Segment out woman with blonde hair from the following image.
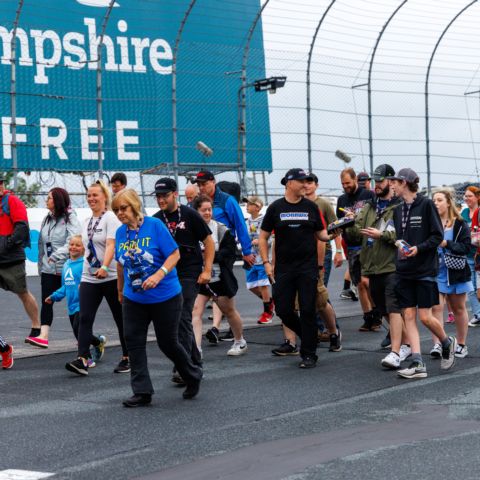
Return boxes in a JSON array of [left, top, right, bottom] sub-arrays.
[[65, 180, 128, 376], [113, 189, 202, 406], [431, 190, 472, 358]]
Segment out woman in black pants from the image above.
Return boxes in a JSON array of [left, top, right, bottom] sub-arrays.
[[113, 189, 202, 407], [65, 180, 129, 376]]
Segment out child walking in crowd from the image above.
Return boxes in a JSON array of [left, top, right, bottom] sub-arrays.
[[46, 235, 107, 367], [0, 335, 13, 369]]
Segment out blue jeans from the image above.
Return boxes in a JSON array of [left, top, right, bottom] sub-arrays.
[[467, 257, 480, 318]]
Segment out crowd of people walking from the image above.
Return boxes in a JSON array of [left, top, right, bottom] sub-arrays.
[[0, 166, 477, 404]]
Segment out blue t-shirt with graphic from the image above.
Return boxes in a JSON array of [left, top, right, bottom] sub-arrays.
[[50, 256, 83, 315], [115, 216, 181, 304]]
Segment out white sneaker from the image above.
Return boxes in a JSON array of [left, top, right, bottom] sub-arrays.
[[399, 344, 411, 362], [398, 361, 427, 379], [440, 336, 457, 370], [430, 343, 442, 358], [381, 351, 400, 369], [227, 339, 248, 356], [468, 316, 480, 327], [455, 344, 468, 358]]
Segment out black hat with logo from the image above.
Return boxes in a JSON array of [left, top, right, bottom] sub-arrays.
[[280, 168, 313, 186], [192, 170, 215, 183], [372, 164, 395, 182], [154, 177, 177, 194]]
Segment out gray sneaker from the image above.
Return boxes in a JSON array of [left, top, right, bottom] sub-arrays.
[[440, 336, 457, 370], [397, 361, 427, 379]]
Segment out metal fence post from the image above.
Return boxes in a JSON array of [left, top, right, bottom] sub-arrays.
[[10, 0, 25, 191], [239, 0, 271, 195], [425, 0, 477, 196], [306, 0, 336, 174], [172, 0, 197, 187], [96, 0, 116, 180]]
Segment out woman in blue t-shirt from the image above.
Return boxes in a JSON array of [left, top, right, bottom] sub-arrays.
[[112, 189, 203, 407]]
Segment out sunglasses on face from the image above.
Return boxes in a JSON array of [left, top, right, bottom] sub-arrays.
[[113, 204, 130, 214]]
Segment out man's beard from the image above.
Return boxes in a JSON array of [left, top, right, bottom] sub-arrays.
[[376, 185, 390, 198]]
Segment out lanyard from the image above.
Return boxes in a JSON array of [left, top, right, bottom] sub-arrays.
[[162, 206, 182, 238], [401, 202, 412, 236], [126, 220, 143, 253], [87, 212, 105, 242]]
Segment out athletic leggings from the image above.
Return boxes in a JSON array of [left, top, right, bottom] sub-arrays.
[[69, 312, 100, 346], [41, 273, 62, 326], [77, 280, 127, 359]]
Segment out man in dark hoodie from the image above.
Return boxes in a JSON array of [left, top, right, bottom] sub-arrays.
[[391, 168, 456, 379]]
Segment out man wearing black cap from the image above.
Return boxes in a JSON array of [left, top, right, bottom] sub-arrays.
[[153, 177, 215, 379], [391, 168, 456, 379], [193, 170, 253, 267], [258, 168, 339, 368], [357, 172, 372, 191]]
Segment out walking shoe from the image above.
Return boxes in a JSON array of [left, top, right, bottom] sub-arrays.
[[340, 289, 357, 301], [268, 300, 275, 315], [205, 327, 220, 345], [359, 312, 377, 332], [381, 351, 400, 369], [455, 344, 468, 358], [26, 336, 48, 348], [257, 311, 273, 325], [329, 330, 342, 352], [65, 358, 88, 376], [299, 356, 317, 369], [381, 332, 391, 349], [272, 339, 299, 356], [219, 328, 234, 342], [24, 328, 40, 343], [399, 344, 412, 362], [227, 339, 248, 356], [87, 358, 96, 368], [397, 361, 427, 379], [114, 358, 131, 373], [91, 335, 107, 363], [1, 345, 13, 369], [440, 336, 457, 370], [446, 312, 455, 323], [430, 343, 442, 359], [171, 369, 186, 386], [350, 285, 359, 301], [317, 330, 330, 343], [123, 394, 152, 408], [468, 315, 480, 327], [183, 379, 201, 399]]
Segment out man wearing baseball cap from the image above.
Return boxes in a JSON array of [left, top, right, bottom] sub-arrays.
[[391, 168, 457, 379], [153, 177, 215, 382], [357, 172, 372, 191], [258, 168, 339, 369]]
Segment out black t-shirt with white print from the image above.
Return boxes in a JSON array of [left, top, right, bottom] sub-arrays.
[[261, 197, 324, 271], [154, 205, 211, 279]]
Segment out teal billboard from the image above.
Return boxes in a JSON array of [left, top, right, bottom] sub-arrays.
[[0, 0, 272, 171]]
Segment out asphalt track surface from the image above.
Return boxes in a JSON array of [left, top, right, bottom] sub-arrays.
[[2, 266, 480, 480]]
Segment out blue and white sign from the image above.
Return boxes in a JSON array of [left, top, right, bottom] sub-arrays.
[[0, 0, 271, 172]]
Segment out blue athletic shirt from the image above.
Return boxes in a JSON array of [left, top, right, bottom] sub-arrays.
[[115, 216, 181, 304], [50, 256, 83, 315]]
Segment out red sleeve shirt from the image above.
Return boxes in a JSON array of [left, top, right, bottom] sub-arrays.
[[0, 191, 28, 236]]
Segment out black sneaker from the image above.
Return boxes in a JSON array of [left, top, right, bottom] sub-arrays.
[[65, 358, 88, 376], [381, 331, 391, 349], [271, 340, 299, 356], [219, 328, 234, 342], [299, 356, 317, 369], [183, 378, 201, 399], [329, 331, 342, 352], [114, 358, 131, 373], [171, 369, 186, 386], [122, 394, 152, 408], [205, 327, 220, 345]]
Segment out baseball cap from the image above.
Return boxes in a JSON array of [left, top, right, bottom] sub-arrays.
[[372, 164, 395, 182], [192, 170, 215, 183], [357, 171, 371, 182], [154, 177, 177, 194], [242, 195, 263, 208], [280, 168, 313, 186], [309, 173, 319, 184], [390, 168, 419, 183]]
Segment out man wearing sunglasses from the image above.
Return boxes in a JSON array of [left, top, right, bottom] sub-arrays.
[[153, 178, 214, 383]]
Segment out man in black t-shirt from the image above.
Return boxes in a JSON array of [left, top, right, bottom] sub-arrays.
[[259, 168, 338, 369], [153, 178, 214, 377]]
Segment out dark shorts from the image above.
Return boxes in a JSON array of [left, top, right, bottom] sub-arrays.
[[347, 248, 362, 286], [394, 277, 439, 309], [0, 262, 28, 294], [199, 281, 233, 299], [369, 272, 401, 316]]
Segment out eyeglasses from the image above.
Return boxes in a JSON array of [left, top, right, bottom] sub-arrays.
[[113, 204, 130, 214]]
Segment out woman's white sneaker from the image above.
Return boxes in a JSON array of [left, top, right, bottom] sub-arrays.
[[227, 339, 248, 356], [455, 344, 468, 358], [381, 352, 400, 369]]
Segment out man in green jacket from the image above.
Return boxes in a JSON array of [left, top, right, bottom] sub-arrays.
[[347, 164, 411, 369]]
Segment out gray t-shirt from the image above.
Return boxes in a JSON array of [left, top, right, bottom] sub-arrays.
[[81, 210, 121, 283]]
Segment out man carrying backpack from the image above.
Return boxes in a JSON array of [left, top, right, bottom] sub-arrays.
[[0, 174, 41, 344]]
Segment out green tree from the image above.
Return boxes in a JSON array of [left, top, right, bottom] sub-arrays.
[[1, 171, 41, 207]]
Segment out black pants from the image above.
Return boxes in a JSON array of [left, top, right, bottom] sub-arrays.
[[123, 294, 203, 395], [77, 280, 127, 358], [273, 269, 319, 359], [41, 273, 62, 326], [179, 277, 202, 366]]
